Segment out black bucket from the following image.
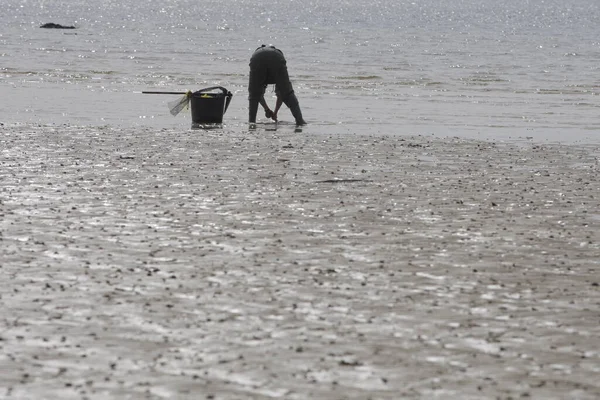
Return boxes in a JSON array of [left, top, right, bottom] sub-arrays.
[[190, 86, 233, 124]]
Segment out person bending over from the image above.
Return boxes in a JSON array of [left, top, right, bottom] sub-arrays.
[[248, 45, 306, 125]]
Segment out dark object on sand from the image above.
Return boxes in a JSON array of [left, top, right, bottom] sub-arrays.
[[40, 23, 76, 29], [190, 87, 233, 124], [142, 86, 233, 124]]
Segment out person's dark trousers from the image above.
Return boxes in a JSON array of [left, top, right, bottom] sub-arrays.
[[283, 92, 306, 125]]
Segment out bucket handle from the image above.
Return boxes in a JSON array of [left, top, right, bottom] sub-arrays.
[[195, 86, 233, 115]]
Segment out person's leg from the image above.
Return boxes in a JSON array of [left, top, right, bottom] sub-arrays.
[[248, 99, 259, 123], [274, 66, 306, 125], [248, 55, 266, 123], [248, 72, 265, 123], [283, 92, 306, 125]]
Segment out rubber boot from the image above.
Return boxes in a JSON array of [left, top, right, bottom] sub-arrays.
[[284, 93, 306, 125]]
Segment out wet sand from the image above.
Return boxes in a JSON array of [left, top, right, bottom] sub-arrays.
[[1, 124, 599, 399]]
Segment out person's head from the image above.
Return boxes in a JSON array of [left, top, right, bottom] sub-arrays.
[[255, 44, 283, 55], [256, 44, 274, 51]]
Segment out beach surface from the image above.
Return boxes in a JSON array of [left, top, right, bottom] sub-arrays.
[[1, 124, 599, 399]]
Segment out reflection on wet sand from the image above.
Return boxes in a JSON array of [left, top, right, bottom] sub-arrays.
[[1, 124, 599, 399]]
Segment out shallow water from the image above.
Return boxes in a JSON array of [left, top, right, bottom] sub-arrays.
[[1, 0, 600, 142]]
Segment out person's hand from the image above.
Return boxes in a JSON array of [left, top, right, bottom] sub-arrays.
[[265, 109, 273, 119]]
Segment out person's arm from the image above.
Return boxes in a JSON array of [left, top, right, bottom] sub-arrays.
[[272, 95, 283, 121], [259, 96, 272, 116]]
